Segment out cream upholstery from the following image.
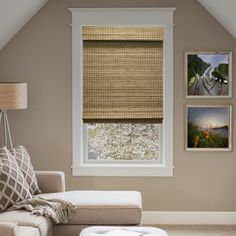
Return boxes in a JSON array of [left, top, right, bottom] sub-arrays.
[[0, 222, 18, 236], [19, 226, 40, 236], [0, 171, 142, 236], [0, 222, 40, 236], [0, 210, 53, 236], [35, 171, 65, 193], [53, 224, 88, 236], [38, 191, 142, 225]]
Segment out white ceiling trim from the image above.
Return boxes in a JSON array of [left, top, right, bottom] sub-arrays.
[[198, 0, 236, 39], [0, 0, 48, 50]]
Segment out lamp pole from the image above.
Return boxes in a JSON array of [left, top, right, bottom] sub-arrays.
[[0, 109, 13, 148]]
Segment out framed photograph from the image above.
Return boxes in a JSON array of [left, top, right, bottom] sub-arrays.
[[185, 52, 232, 98], [186, 105, 232, 151]]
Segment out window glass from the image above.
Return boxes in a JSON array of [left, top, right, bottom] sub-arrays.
[[87, 123, 161, 161]]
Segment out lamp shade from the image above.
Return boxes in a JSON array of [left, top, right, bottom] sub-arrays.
[[0, 83, 27, 109]]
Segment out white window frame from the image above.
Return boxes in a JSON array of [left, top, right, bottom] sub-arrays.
[[69, 8, 176, 176]]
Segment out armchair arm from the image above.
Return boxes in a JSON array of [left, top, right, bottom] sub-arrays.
[[0, 222, 18, 236], [35, 171, 65, 193]]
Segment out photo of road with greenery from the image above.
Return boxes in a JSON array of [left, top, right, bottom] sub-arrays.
[[187, 53, 230, 96], [187, 106, 230, 149]]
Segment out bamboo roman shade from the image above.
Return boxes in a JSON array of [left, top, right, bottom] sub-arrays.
[[82, 26, 164, 122]]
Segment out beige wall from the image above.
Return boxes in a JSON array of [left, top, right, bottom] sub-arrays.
[[0, 0, 236, 211]]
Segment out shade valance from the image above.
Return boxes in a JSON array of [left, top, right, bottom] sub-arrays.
[[82, 26, 164, 41]]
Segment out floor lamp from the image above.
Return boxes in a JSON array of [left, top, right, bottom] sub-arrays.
[[0, 83, 27, 149]]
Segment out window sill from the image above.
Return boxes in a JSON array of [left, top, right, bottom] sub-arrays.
[[71, 163, 174, 176]]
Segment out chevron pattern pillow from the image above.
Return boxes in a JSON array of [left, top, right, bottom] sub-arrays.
[[0, 147, 32, 212], [10, 146, 41, 195]]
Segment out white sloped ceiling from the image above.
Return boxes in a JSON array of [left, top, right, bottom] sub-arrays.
[[199, 0, 236, 39], [0, 0, 48, 50]]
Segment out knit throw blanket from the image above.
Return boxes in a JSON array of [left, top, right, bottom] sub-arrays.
[[9, 197, 76, 224]]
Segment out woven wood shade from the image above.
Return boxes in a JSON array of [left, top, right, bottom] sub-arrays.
[[82, 26, 164, 122]]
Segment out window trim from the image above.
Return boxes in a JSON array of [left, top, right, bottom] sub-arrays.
[[70, 8, 176, 176]]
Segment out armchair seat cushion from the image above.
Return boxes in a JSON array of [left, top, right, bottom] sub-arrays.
[[38, 191, 142, 225]]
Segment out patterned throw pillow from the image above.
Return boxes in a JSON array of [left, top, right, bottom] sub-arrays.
[[0, 147, 32, 212], [10, 146, 41, 195]]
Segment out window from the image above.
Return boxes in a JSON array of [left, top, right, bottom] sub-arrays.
[[70, 8, 175, 176]]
